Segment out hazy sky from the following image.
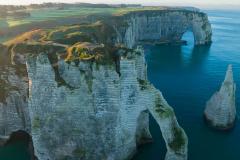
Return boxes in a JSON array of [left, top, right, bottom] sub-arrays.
[[0, 0, 239, 8]]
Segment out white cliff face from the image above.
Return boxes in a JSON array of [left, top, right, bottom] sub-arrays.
[[204, 65, 236, 130], [0, 66, 30, 138], [114, 10, 212, 48], [0, 45, 30, 140], [26, 47, 187, 160]]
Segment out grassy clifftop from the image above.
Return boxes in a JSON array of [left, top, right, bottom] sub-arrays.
[[0, 5, 199, 28], [4, 20, 122, 66], [41, 21, 116, 45], [0, 5, 204, 45], [2, 5, 205, 65]]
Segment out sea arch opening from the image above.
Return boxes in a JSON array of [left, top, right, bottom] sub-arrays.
[[132, 111, 167, 160], [181, 30, 211, 68], [181, 30, 195, 47]]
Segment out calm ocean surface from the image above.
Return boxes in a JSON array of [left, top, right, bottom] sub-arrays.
[[133, 9, 240, 160], [0, 9, 240, 160]]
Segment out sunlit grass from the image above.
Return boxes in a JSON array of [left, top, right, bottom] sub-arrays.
[[7, 19, 29, 27], [5, 7, 118, 27], [113, 6, 166, 16]]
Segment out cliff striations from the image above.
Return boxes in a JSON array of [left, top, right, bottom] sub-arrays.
[[26, 48, 187, 160], [113, 10, 212, 48], [0, 7, 212, 160], [204, 65, 236, 130]]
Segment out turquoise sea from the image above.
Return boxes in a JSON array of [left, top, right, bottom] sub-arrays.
[[0, 9, 240, 160], [133, 9, 240, 160]]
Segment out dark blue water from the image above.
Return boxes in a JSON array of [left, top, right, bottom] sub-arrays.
[[134, 9, 240, 160], [0, 142, 30, 160]]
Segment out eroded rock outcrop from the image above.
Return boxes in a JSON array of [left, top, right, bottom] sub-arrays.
[[204, 65, 236, 130], [26, 47, 187, 160]]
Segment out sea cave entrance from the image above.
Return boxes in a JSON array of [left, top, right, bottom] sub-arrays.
[[0, 130, 35, 160]]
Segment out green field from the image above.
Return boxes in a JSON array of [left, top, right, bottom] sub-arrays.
[[0, 6, 168, 43], [6, 7, 116, 27], [1, 6, 166, 28], [0, 7, 119, 42]]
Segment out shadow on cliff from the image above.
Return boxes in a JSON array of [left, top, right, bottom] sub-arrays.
[[0, 44, 10, 66]]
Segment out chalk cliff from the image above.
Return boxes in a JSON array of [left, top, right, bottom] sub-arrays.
[[113, 10, 212, 48], [26, 47, 187, 160], [0, 8, 213, 160], [204, 65, 236, 130], [0, 45, 30, 137]]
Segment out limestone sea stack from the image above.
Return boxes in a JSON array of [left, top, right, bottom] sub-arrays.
[[204, 65, 236, 130]]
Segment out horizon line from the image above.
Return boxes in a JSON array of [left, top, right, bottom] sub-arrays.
[[0, 2, 239, 10]]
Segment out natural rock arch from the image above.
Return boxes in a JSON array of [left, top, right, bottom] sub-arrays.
[[135, 110, 152, 146], [114, 10, 212, 48]]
